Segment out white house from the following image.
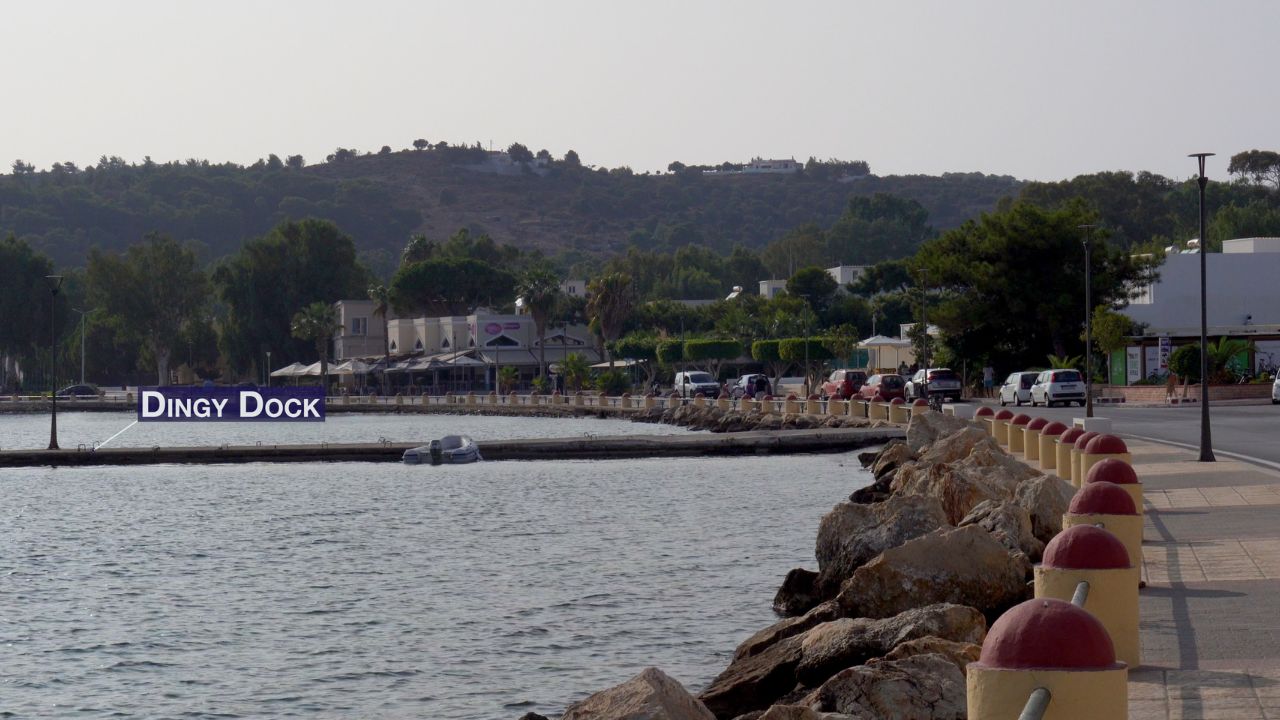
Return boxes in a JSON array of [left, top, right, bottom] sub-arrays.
[[827, 265, 868, 287], [759, 280, 788, 299], [333, 300, 395, 360], [744, 157, 802, 174]]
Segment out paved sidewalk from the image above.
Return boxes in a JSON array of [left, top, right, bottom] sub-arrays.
[[1125, 440, 1280, 720]]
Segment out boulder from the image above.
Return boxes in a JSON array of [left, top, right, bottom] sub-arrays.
[[821, 415, 845, 428], [891, 439, 1040, 524], [735, 602, 840, 660], [847, 476, 891, 505], [881, 636, 982, 671], [708, 604, 982, 718], [773, 568, 821, 616], [755, 706, 858, 720], [958, 499, 1044, 561], [563, 667, 716, 720], [754, 414, 784, 431], [857, 450, 880, 468], [835, 525, 1031, 621], [916, 427, 992, 466], [813, 495, 950, 601], [870, 441, 914, 480], [904, 412, 972, 453], [800, 654, 967, 720], [1014, 474, 1077, 544], [517, 714, 551, 720], [793, 604, 986, 686], [715, 412, 752, 433]]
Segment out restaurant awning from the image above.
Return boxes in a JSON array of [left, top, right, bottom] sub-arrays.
[[269, 362, 307, 377]]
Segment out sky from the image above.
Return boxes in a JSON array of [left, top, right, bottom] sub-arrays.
[[2, 0, 1276, 182]]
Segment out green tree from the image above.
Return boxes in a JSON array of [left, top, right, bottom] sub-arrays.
[[786, 266, 839, 316], [516, 268, 563, 380], [586, 272, 635, 365], [390, 257, 516, 316], [561, 351, 589, 391], [779, 338, 833, 395], [821, 324, 861, 367], [507, 143, 534, 164], [825, 193, 934, 264], [0, 235, 55, 388], [656, 339, 684, 369], [761, 224, 827, 278], [563, 149, 581, 167], [1227, 150, 1280, 188], [214, 219, 370, 376], [1168, 344, 1199, 384], [401, 233, 437, 266], [87, 234, 209, 385], [682, 338, 742, 379], [751, 339, 790, 388], [1087, 306, 1135, 383], [1046, 354, 1083, 370], [291, 302, 340, 386], [610, 333, 660, 387], [368, 284, 391, 384], [497, 365, 519, 394], [413, 138, 429, 151]]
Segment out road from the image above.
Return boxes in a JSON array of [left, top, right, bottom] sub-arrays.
[[982, 400, 1280, 468]]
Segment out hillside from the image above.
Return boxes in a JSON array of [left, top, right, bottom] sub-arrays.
[[0, 148, 1023, 275]]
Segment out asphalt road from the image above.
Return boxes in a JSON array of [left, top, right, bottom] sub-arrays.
[[981, 400, 1280, 468]]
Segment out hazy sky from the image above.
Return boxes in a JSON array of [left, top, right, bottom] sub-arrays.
[[3, 1, 1275, 182]]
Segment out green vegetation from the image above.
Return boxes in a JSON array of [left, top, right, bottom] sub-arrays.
[[290, 301, 341, 383]]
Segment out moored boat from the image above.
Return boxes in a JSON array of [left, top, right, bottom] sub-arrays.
[[402, 435, 481, 465]]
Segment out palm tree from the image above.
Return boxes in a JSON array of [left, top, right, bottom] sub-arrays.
[[562, 352, 590, 392], [1046, 354, 1084, 370], [291, 302, 341, 391], [516, 269, 562, 382], [368, 284, 391, 389], [497, 365, 519, 394], [1206, 337, 1252, 381], [586, 273, 634, 367]]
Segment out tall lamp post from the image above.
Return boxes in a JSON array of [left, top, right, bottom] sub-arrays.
[[46, 275, 63, 450], [1190, 152, 1215, 462], [1079, 224, 1096, 418]]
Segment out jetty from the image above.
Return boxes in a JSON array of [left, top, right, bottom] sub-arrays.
[[0, 427, 903, 468]]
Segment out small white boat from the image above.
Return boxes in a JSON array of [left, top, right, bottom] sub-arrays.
[[402, 435, 481, 465]]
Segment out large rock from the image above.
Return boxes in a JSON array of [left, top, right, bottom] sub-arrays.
[[706, 604, 982, 719], [891, 439, 1041, 524], [563, 667, 716, 720], [735, 602, 840, 660], [870, 441, 914, 479], [755, 706, 858, 720], [916, 427, 993, 466], [1014, 474, 1077, 544], [904, 412, 972, 453], [881, 636, 982, 671], [800, 654, 967, 720], [813, 495, 950, 601], [835, 525, 1031, 620], [958, 499, 1044, 561], [773, 568, 821, 616], [793, 604, 986, 686]]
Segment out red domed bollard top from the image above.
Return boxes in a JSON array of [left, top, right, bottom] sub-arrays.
[[1085, 434, 1128, 455], [1010, 413, 1032, 426], [809, 393, 821, 401], [1073, 431, 1100, 451], [1026, 417, 1049, 431], [1069, 481, 1137, 516], [976, 597, 1120, 670], [890, 397, 904, 405], [1042, 421, 1068, 437], [1086, 457, 1139, 486], [994, 409, 1014, 420], [975, 406, 995, 417], [872, 393, 886, 402], [1059, 426, 1085, 445], [1042, 524, 1131, 569], [786, 393, 798, 401], [913, 398, 929, 407]]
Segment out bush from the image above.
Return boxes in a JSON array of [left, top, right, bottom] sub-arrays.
[[683, 338, 742, 363], [595, 369, 630, 396], [656, 340, 684, 365]]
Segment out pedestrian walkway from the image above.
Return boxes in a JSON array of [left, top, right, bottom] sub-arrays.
[[1126, 439, 1280, 719]]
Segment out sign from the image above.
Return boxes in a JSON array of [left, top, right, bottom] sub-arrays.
[[503, 321, 521, 330], [137, 386, 325, 422], [1126, 347, 1142, 385], [1109, 349, 1126, 386], [1144, 346, 1161, 379], [484, 322, 502, 334], [1158, 336, 1172, 370]]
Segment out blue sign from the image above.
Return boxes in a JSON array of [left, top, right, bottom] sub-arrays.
[[137, 386, 325, 422]]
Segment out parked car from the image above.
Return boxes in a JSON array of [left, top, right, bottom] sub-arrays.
[[1030, 369, 1087, 407], [674, 371, 721, 398], [731, 373, 772, 399], [821, 369, 867, 399], [905, 368, 963, 402], [56, 383, 100, 398], [857, 373, 906, 401], [999, 371, 1041, 407]]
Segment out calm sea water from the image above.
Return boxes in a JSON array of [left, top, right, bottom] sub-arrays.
[[0, 414, 873, 719]]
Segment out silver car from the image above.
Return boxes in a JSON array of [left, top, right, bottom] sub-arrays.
[[999, 372, 1039, 407]]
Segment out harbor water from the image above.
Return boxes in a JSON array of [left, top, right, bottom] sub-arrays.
[[0, 413, 873, 719]]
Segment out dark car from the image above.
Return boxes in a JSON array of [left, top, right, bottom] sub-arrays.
[[56, 383, 100, 398], [821, 369, 867, 399], [856, 373, 906, 401]]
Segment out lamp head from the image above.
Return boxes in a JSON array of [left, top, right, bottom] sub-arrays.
[[45, 274, 64, 293]]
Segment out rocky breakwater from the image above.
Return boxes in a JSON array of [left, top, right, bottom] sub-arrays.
[[631, 398, 892, 434], [530, 411, 1076, 720]]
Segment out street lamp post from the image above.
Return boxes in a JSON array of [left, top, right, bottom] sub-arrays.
[[1190, 152, 1215, 462], [46, 275, 63, 450], [1079, 224, 1096, 418], [266, 351, 272, 388]]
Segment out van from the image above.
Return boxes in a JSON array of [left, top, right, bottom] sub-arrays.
[[674, 371, 721, 398]]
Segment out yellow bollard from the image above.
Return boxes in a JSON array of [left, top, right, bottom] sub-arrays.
[[974, 406, 996, 436], [829, 398, 845, 416], [1056, 427, 1084, 480], [992, 409, 1014, 445], [717, 394, 730, 411], [850, 399, 868, 418], [868, 394, 888, 421], [1084, 458, 1143, 515], [1033, 524, 1140, 668], [967, 598, 1127, 720], [466, 392, 476, 406], [1023, 417, 1049, 461], [1007, 414, 1031, 454], [1070, 431, 1100, 487], [1038, 421, 1067, 471], [910, 398, 930, 419], [1080, 435, 1132, 481], [1062, 481, 1142, 588], [805, 394, 822, 415], [888, 397, 910, 424]]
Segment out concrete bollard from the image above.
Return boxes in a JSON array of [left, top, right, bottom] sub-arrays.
[[666, 392, 681, 410], [1070, 431, 1100, 487], [784, 393, 799, 414], [1056, 427, 1084, 480], [574, 392, 585, 407], [395, 393, 404, 406], [466, 392, 476, 406], [974, 406, 996, 435], [1007, 413, 1032, 454], [693, 392, 706, 409], [1038, 421, 1068, 471], [508, 391, 519, 405], [1034, 524, 1141, 668], [828, 397, 845, 415], [1085, 458, 1142, 516], [868, 394, 889, 421], [1063, 481, 1143, 589], [551, 390, 562, 405], [761, 395, 775, 414], [910, 398, 930, 418], [888, 397, 909, 424], [805, 394, 822, 415], [1022, 417, 1049, 462], [967, 597, 1127, 719], [644, 392, 655, 409], [992, 409, 1015, 445], [1080, 435, 1132, 481], [850, 399, 868, 418], [717, 394, 730, 411]]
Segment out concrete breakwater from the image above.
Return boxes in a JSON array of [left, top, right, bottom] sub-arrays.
[[536, 410, 1080, 720], [0, 427, 903, 468]]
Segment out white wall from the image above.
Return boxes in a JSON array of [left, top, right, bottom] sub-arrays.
[[1123, 252, 1280, 332]]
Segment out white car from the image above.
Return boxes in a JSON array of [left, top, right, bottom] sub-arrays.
[[1030, 369, 1087, 407], [999, 371, 1040, 407]]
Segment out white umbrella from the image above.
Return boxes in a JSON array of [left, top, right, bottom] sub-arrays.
[[270, 362, 306, 378]]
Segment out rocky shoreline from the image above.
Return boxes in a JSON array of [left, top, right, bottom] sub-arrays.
[[629, 402, 894, 433], [525, 410, 1076, 720]]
